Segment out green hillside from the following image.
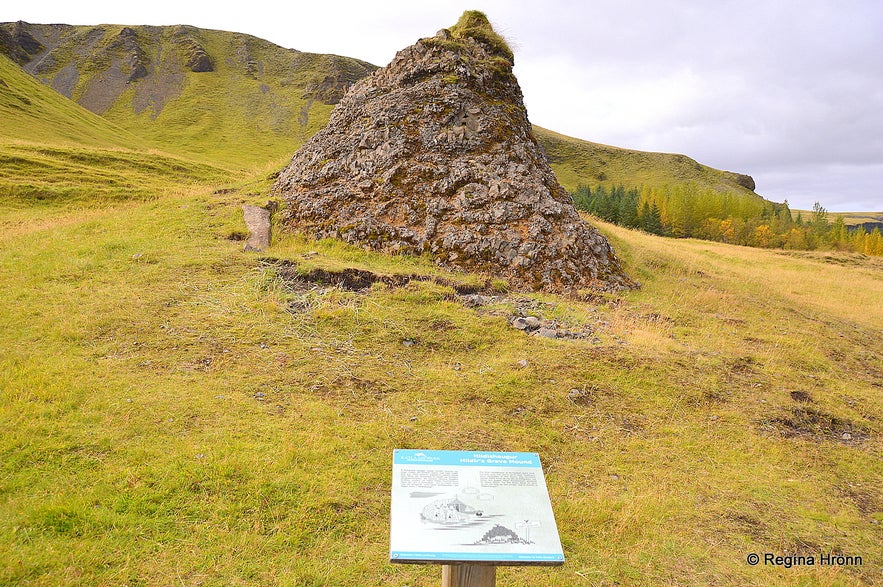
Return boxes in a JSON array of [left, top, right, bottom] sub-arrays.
[[0, 54, 232, 208], [534, 126, 758, 196], [2, 22, 376, 168], [0, 52, 143, 149]]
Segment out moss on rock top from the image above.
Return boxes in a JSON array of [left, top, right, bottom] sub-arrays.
[[448, 10, 514, 62]]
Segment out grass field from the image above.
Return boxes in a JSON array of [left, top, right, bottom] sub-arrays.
[[1, 176, 880, 585]]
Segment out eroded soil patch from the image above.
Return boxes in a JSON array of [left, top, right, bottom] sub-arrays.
[[261, 257, 489, 294], [768, 407, 870, 445], [259, 258, 603, 341]]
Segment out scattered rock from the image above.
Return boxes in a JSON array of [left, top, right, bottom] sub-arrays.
[[509, 315, 543, 332], [460, 293, 498, 307], [262, 257, 605, 341], [533, 327, 558, 339], [567, 388, 592, 404], [507, 312, 595, 341], [522, 316, 541, 329], [510, 317, 532, 330]]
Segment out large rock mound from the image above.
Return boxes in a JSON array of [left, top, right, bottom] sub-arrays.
[[272, 11, 636, 292]]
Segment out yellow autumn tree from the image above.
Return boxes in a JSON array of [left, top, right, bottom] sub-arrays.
[[753, 224, 774, 248]]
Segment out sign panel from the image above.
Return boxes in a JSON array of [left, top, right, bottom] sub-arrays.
[[389, 450, 565, 565]]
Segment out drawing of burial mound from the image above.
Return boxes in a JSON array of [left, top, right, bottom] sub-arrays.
[[421, 497, 488, 526], [272, 11, 636, 293], [472, 524, 530, 545]]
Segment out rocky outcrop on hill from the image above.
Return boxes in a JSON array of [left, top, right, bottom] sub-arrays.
[[272, 11, 635, 292], [171, 27, 214, 73], [724, 171, 756, 192], [0, 21, 44, 65], [108, 27, 150, 82]]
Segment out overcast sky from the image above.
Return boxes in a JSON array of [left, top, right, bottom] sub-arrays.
[[7, 0, 882, 211]]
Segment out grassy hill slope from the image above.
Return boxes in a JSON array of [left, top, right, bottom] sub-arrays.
[[2, 21, 377, 168], [535, 126, 758, 196], [0, 180, 880, 585], [0, 52, 144, 149], [0, 53, 233, 207]]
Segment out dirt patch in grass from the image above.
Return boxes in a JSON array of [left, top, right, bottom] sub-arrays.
[[725, 511, 768, 540], [767, 407, 870, 445], [261, 257, 491, 295], [729, 356, 761, 375], [789, 390, 813, 403]]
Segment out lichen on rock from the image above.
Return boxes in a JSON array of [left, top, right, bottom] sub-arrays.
[[272, 10, 636, 292]]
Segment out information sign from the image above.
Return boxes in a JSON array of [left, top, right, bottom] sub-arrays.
[[390, 450, 565, 565]]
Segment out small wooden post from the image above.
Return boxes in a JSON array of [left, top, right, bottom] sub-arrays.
[[442, 564, 496, 587]]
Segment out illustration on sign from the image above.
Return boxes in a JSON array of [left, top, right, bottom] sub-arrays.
[[389, 450, 565, 564]]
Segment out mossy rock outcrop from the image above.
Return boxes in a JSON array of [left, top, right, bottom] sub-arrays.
[[273, 11, 635, 292]]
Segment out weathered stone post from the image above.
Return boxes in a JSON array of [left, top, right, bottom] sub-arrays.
[[242, 204, 272, 252]]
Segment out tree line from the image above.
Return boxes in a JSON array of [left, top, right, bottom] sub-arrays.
[[571, 183, 883, 256]]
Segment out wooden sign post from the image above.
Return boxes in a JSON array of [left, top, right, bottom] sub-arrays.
[[442, 564, 496, 587], [390, 450, 564, 586]]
